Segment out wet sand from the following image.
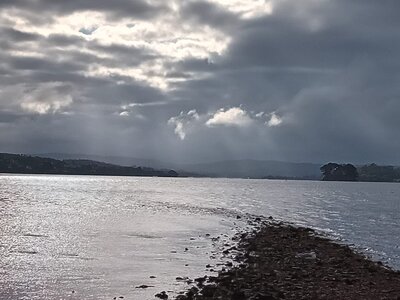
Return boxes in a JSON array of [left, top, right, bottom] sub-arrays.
[[173, 217, 400, 300]]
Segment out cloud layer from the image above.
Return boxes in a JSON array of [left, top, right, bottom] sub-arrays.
[[1, 0, 400, 164]]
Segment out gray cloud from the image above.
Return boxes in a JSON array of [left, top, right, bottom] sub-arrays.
[[0, 0, 168, 22], [9, 56, 83, 72], [180, 0, 239, 30], [1, 0, 400, 164], [0, 27, 41, 42]]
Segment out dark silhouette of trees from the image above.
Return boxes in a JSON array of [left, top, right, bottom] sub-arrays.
[[320, 163, 358, 181], [0, 153, 179, 177], [358, 163, 400, 182]]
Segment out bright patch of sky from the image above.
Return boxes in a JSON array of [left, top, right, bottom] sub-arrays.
[[211, 0, 273, 18]]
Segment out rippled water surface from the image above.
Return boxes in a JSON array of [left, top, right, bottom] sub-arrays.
[[0, 175, 399, 299]]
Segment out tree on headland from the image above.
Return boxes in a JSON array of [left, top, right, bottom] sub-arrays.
[[358, 163, 400, 182], [320, 163, 358, 181]]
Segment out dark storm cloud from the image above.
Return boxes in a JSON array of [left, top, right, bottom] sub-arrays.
[[0, 0, 168, 21], [9, 56, 83, 72], [165, 71, 192, 79], [86, 79, 167, 107], [1, 0, 400, 164], [0, 0, 18, 7], [221, 21, 399, 70], [0, 27, 41, 42], [0, 1, 169, 153], [44, 33, 157, 60], [267, 80, 400, 164], [91, 43, 159, 67], [163, 0, 400, 164], [180, 0, 238, 30], [172, 57, 217, 73], [0, 26, 161, 104], [42, 33, 159, 68], [46, 34, 85, 47], [40, 0, 167, 19], [0, 111, 26, 123]]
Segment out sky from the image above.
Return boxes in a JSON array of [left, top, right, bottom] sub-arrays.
[[0, 0, 399, 164]]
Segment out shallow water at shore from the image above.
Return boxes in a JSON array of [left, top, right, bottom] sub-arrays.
[[0, 175, 399, 299]]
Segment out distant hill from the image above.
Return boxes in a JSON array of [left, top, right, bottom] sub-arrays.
[[0, 153, 178, 177], [33, 154, 323, 179], [35, 153, 168, 169], [14, 153, 400, 181], [33, 153, 200, 177], [32, 153, 322, 179], [177, 159, 322, 179]]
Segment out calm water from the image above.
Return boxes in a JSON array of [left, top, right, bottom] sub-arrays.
[[0, 175, 399, 299]]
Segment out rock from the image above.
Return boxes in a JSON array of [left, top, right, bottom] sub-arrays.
[[188, 286, 199, 294], [249, 293, 277, 300], [231, 290, 246, 300], [195, 276, 207, 286], [176, 277, 188, 281], [155, 291, 168, 299], [201, 284, 217, 297], [175, 219, 400, 300], [295, 251, 317, 260], [136, 284, 154, 289]]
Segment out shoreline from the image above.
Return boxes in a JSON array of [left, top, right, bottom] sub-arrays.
[[171, 217, 400, 300]]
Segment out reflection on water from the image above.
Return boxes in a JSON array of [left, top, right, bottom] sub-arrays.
[[0, 175, 399, 299]]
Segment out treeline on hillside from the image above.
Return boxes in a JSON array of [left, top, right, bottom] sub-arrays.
[[321, 162, 400, 182], [0, 153, 178, 177], [358, 163, 400, 182]]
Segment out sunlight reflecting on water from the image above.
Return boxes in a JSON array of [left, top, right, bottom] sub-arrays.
[[0, 175, 399, 299]]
